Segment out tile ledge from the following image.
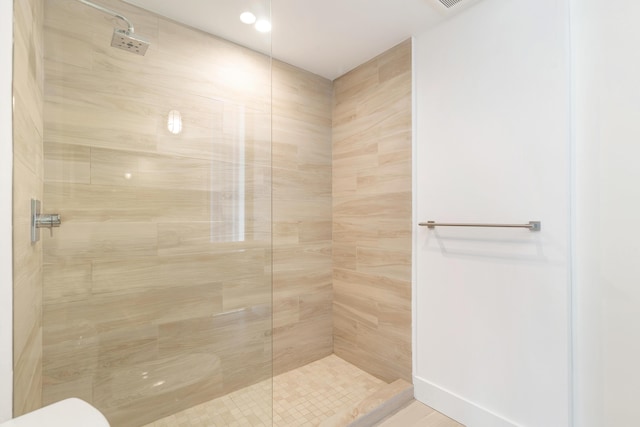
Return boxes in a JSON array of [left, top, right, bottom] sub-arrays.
[[319, 378, 414, 427]]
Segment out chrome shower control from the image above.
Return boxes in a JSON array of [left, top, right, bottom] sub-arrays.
[[36, 214, 61, 229], [31, 199, 61, 243]]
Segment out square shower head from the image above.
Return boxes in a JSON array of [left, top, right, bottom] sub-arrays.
[[111, 28, 150, 56]]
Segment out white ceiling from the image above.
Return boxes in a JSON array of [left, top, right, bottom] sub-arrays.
[[122, 0, 477, 80]]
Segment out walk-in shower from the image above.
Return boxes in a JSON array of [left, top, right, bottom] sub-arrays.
[[78, 0, 150, 55], [13, 0, 411, 425]]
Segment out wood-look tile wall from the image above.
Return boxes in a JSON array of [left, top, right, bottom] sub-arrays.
[[13, 0, 44, 416], [272, 61, 333, 375], [41, 0, 332, 425], [332, 40, 413, 383]]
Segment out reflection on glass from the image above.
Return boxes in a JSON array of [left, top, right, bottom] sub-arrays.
[[212, 103, 245, 243], [167, 109, 183, 135]]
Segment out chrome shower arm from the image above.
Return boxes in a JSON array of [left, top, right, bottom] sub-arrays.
[[78, 0, 135, 33]]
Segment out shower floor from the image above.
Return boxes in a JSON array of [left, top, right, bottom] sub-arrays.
[[142, 354, 385, 427]]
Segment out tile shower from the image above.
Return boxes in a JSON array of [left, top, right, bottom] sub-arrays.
[[13, 0, 412, 425]]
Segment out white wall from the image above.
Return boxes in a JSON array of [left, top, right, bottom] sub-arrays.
[[413, 0, 571, 425], [572, 0, 640, 425], [0, 0, 13, 421]]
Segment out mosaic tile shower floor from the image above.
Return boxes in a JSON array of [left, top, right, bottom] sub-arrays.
[[142, 355, 385, 427]]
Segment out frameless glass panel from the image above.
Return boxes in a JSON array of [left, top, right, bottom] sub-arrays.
[[40, 0, 272, 426]]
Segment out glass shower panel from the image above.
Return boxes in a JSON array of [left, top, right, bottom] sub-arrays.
[[41, 1, 272, 426]]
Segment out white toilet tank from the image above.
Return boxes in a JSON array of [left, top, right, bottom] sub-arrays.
[[0, 398, 110, 427]]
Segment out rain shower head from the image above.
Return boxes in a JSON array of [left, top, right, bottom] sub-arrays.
[[111, 29, 150, 55], [78, 0, 150, 56]]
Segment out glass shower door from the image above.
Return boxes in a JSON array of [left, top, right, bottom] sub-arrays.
[[41, 1, 273, 425]]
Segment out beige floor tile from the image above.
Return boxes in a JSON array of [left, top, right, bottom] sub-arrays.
[[142, 354, 384, 427]]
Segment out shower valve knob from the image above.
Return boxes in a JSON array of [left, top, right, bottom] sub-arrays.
[[31, 198, 62, 243], [35, 213, 62, 230], [36, 213, 61, 238]]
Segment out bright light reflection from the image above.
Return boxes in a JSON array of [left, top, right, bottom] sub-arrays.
[[167, 109, 183, 135], [255, 19, 271, 33], [240, 11, 256, 24]]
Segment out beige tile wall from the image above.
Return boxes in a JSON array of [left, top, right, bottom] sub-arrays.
[[272, 61, 333, 375], [13, 0, 44, 417], [332, 40, 413, 383], [41, 0, 332, 425]]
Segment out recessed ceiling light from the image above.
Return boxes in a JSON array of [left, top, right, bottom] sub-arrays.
[[240, 11, 256, 24], [255, 19, 271, 33]]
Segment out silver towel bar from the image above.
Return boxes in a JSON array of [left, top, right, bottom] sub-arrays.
[[419, 221, 541, 231]]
